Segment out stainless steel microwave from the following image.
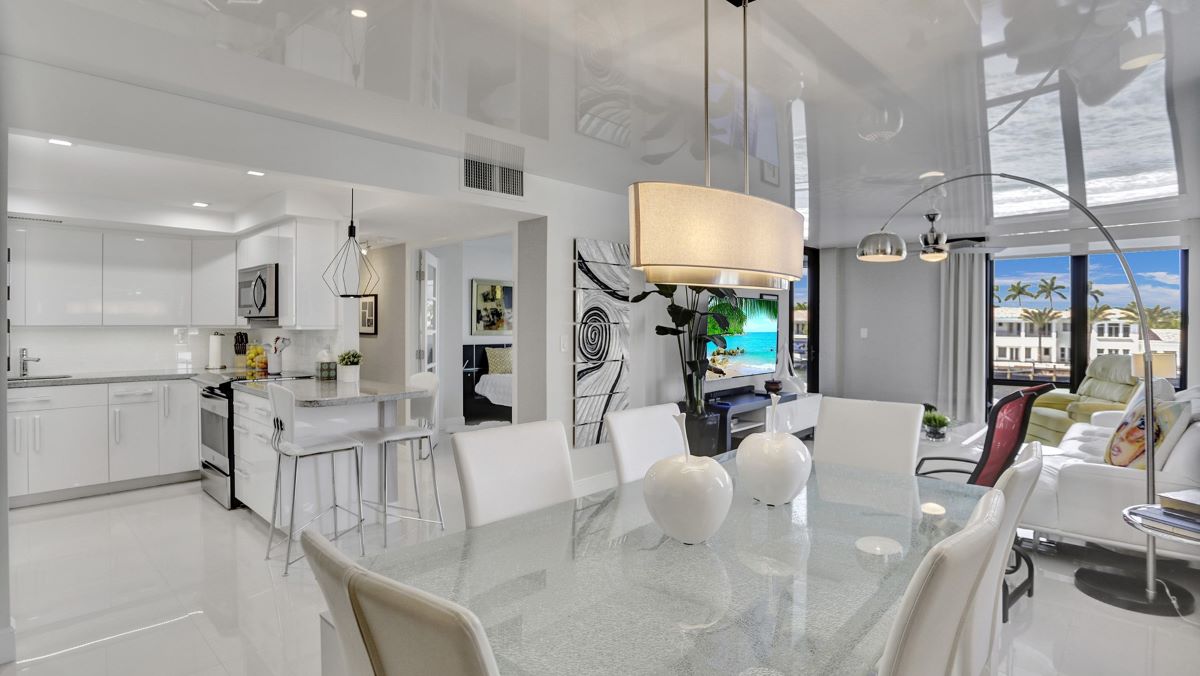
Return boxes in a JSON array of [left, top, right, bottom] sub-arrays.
[[238, 264, 278, 319]]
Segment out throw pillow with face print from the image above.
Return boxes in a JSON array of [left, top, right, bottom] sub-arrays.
[[1104, 401, 1191, 470]]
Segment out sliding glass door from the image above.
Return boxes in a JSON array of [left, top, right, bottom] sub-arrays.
[[789, 249, 818, 392]]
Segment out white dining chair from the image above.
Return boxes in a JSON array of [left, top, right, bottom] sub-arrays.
[[302, 530, 500, 676], [877, 489, 1005, 676], [265, 384, 365, 576], [606, 403, 685, 484], [452, 420, 574, 528], [812, 397, 924, 475], [957, 443, 1043, 676], [301, 529, 375, 676], [349, 371, 444, 547]]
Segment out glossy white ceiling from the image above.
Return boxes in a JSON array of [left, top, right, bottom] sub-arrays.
[[2, 0, 1199, 247]]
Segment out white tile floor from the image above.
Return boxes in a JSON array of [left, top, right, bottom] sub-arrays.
[[0, 442, 1197, 676]]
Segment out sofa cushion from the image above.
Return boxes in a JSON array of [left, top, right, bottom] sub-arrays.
[[1021, 454, 1080, 532], [1030, 407, 1075, 433], [1163, 423, 1200, 485], [1103, 400, 1191, 470]]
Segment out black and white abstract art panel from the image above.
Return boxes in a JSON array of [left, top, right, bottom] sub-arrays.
[[573, 238, 633, 447], [574, 391, 630, 425], [573, 422, 610, 447], [573, 321, 629, 364], [574, 359, 630, 398], [574, 238, 630, 266]]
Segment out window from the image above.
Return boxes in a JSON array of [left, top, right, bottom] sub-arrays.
[[991, 249, 1188, 399], [981, 9, 1179, 218], [991, 256, 1071, 385], [789, 249, 819, 392], [1087, 249, 1185, 387]]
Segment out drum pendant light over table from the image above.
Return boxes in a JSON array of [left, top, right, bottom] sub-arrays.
[[628, 0, 805, 291], [323, 189, 380, 298]]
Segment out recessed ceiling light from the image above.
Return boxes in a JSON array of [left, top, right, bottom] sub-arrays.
[[47, 138, 73, 147], [192, 202, 210, 208], [135, 237, 145, 242], [350, 8, 368, 18], [246, 170, 265, 177]]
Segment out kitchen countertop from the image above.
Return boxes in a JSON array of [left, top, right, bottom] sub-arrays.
[[232, 379, 428, 407], [8, 369, 200, 388]]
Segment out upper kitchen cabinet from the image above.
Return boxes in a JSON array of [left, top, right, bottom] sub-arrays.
[[103, 233, 191, 326], [191, 238, 237, 326], [25, 226, 103, 325], [279, 218, 338, 329], [8, 224, 27, 326]]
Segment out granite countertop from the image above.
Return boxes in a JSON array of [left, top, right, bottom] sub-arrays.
[[8, 369, 200, 388], [232, 379, 427, 407]]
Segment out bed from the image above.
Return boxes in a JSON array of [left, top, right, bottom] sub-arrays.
[[463, 344, 513, 423]]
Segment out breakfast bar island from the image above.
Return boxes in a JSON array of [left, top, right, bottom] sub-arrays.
[[230, 379, 429, 532]]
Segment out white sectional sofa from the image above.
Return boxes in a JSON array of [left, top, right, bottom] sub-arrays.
[[1022, 384, 1200, 561]]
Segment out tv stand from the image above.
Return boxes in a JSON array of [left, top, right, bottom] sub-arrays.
[[704, 386, 798, 453]]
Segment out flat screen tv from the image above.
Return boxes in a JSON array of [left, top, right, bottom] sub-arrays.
[[705, 296, 780, 381]]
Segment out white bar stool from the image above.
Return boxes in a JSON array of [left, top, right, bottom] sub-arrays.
[[264, 383, 366, 576], [349, 371, 444, 547]]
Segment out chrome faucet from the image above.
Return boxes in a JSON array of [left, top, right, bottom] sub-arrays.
[[19, 348, 40, 378]]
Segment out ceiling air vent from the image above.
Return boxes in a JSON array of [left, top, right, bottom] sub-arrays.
[[463, 134, 525, 198], [7, 215, 64, 224]]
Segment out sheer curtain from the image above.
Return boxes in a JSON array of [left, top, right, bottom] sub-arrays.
[[937, 253, 988, 423]]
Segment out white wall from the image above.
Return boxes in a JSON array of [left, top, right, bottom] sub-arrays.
[[359, 244, 407, 418], [818, 247, 941, 406]]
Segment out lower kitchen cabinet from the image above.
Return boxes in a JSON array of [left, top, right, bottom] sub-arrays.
[[159, 380, 199, 474], [28, 406, 109, 494], [7, 414, 29, 497], [109, 401, 160, 482]]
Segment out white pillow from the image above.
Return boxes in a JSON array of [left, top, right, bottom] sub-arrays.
[[1123, 378, 1175, 417], [1175, 385, 1200, 402]]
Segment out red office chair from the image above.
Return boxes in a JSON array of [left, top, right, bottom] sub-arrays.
[[915, 383, 1054, 621]]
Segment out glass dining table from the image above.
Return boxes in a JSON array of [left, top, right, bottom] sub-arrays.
[[362, 453, 986, 675]]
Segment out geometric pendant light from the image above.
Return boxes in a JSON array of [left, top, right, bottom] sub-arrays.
[[322, 189, 380, 298], [629, 0, 805, 291]]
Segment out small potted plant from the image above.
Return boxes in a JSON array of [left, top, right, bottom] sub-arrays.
[[337, 349, 362, 383], [922, 411, 950, 441]]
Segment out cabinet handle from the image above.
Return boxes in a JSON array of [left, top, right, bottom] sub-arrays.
[[113, 409, 121, 444], [233, 468, 249, 479], [33, 415, 40, 453], [10, 396, 52, 403], [12, 417, 20, 456], [113, 389, 154, 397], [162, 384, 169, 419], [232, 425, 250, 435], [233, 402, 249, 411], [252, 432, 271, 444]]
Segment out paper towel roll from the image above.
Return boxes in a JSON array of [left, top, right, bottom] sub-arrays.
[[208, 334, 225, 370]]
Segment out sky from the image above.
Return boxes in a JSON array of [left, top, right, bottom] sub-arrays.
[[994, 250, 1182, 310]]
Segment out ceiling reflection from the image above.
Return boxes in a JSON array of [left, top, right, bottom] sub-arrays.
[[21, 0, 1200, 244]]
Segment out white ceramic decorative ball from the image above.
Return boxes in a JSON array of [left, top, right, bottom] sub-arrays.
[[735, 394, 811, 506], [642, 414, 733, 545]]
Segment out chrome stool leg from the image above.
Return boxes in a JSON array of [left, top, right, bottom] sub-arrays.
[[426, 435, 445, 530], [330, 453, 338, 539], [354, 446, 366, 556], [266, 454, 282, 560], [379, 441, 389, 549], [283, 455, 300, 576], [409, 439, 423, 519]]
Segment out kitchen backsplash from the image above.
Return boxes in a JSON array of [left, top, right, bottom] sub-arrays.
[[9, 326, 345, 376]]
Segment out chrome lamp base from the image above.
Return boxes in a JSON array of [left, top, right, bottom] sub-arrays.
[[1074, 567, 1194, 616]]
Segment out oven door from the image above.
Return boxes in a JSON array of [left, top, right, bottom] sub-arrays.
[[199, 391, 231, 474]]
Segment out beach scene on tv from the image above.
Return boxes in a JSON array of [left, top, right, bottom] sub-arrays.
[[705, 296, 780, 381]]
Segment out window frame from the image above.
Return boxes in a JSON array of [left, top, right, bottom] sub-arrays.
[[788, 247, 819, 394]]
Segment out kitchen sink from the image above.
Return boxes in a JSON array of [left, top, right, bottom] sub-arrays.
[[12, 375, 72, 381]]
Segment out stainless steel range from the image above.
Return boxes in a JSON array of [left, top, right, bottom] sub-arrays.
[[192, 370, 312, 508]]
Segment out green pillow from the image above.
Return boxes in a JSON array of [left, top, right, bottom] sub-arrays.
[[486, 347, 513, 374]]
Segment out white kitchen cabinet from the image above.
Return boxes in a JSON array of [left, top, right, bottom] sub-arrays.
[[8, 224, 27, 326], [108, 382, 161, 482], [28, 406, 109, 493], [236, 226, 278, 269], [282, 218, 338, 329], [191, 238, 237, 326], [109, 402, 160, 482], [25, 226, 103, 325], [103, 233, 191, 325], [158, 380, 199, 475], [7, 413, 29, 497]]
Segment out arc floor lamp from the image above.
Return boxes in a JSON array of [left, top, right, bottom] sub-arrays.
[[860, 171, 1193, 616]]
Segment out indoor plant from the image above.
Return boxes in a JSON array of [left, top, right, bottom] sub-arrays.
[[630, 284, 756, 454], [337, 349, 362, 383], [922, 410, 950, 441]]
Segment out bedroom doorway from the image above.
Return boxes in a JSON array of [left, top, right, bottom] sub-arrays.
[[421, 233, 515, 429]]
